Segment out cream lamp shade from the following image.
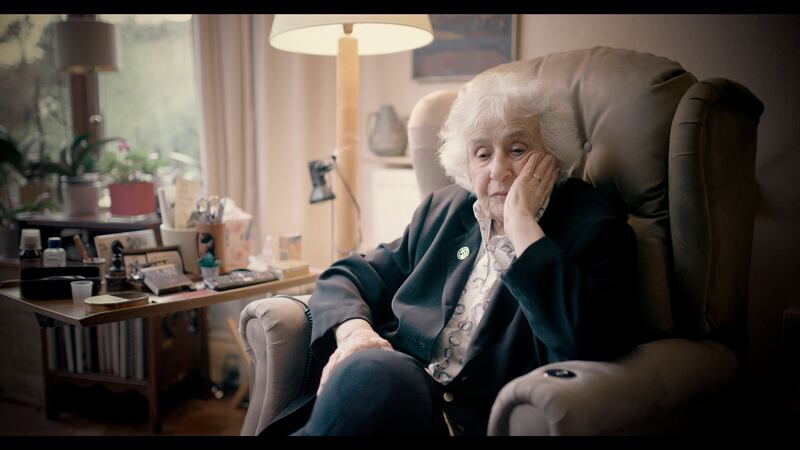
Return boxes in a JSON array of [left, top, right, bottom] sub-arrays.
[[269, 15, 433, 55], [269, 14, 433, 260], [54, 18, 120, 74]]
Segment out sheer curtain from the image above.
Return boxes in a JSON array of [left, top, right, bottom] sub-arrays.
[[192, 14, 336, 269]]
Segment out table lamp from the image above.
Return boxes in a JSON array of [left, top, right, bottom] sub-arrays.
[[269, 15, 433, 259], [54, 16, 120, 74], [54, 15, 120, 139]]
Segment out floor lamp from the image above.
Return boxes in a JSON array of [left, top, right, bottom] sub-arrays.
[[269, 15, 433, 260]]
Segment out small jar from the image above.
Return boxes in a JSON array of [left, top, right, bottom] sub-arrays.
[[43, 237, 67, 267], [19, 228, 43, 270]]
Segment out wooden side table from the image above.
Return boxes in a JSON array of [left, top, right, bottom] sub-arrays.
[[0, 270, 319, 433]]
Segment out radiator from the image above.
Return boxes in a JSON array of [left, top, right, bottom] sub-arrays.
[[369, 168, 419, 247]]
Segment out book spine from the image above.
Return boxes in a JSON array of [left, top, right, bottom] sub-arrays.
[[104, 323, 112, 373], [103, 324, 108, 374], [120, 321, 127, 379], [63, 325, 74, 373], [89, 326, 99, 372], [98, 324, 106, 373], [82, 328, 92, 373], [111, 322, 120, 377], [126, 320, 134, 379], [45, 327, 57, 371], [75, 325, 84, 374], [55, 324, 65, 371], [134, 318, 145, 381]]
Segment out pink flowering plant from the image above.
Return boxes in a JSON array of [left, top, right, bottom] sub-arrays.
[[99, 140, 168, 183]]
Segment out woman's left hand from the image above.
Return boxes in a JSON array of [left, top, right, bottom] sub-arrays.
[[504, 152, 559, 252]]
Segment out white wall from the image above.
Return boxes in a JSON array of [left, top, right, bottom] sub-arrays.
[[357, 14, 800, 406]]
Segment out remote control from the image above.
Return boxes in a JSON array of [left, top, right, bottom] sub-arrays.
[[204, 270, 278, 291]]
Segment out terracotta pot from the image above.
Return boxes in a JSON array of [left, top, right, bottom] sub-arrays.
[[109, 181, 156, 216], [19, 179, 53, 205]]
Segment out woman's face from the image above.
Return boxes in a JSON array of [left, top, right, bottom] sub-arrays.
[[467, 115, 547, 225]]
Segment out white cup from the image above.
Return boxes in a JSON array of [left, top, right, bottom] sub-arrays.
[[71, 280, 94, 304], [200, 265, 219, 280], [160, 224, 199, 274]]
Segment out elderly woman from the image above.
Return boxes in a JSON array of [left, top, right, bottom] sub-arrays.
[[263, 71, 638, 436]]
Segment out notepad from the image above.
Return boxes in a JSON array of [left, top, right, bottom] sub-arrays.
[[174, 176, 201, 229]]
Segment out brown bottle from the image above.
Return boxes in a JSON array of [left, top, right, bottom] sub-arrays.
[[19, 228, 43, 271]]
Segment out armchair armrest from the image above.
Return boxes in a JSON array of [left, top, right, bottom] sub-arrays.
[[238, 295, 312, 436], [488, 338, 739, 435]]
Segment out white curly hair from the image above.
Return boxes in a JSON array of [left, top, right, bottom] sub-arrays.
[[437, 71, 584, 192]]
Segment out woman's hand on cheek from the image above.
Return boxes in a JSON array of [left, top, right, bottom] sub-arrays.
[[504, 153, 558, 252]]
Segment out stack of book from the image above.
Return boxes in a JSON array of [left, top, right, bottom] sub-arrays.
[[45, 319, 146, 381], [268, 259, 309, 279]]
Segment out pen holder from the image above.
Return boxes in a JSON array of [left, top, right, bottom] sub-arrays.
[[196, 219, 251, 274], [82, 257, 108, 283], [196, 222, 227, 273]]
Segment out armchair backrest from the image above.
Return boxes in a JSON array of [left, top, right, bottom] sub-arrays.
[[407, 47, 763, 348]]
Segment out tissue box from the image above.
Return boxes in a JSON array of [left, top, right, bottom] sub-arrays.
[[223, 218, 252, 271]]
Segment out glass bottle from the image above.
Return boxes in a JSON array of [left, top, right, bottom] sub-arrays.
[[43, 237, 67, 267], [19, 228, 43, 270]]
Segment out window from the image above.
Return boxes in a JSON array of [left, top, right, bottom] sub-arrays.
[[99, 14, 202, 176], [0, 14, 202, 183], [0, 14, 72, 161]]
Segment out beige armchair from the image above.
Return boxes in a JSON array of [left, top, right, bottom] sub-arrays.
[[239, 46, 763, 435]]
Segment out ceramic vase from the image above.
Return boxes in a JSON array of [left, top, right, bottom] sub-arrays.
[[368, 104, 407, 157]]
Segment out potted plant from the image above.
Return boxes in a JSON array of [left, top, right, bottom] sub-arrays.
[[37, 133, 121, 217], [198, 249, 220, 279], [0, 126, 56, 208], [99, 141, 167, 216], [1, 128, 60, 257]]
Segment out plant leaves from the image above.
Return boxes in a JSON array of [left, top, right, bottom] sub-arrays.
[[73, 136, 121, 176], [37, 161, 70, 177], [0, 134, 25, 175]]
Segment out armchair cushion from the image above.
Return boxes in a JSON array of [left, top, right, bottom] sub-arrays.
[[486, 47, 698, 341], [239, 295, 312, 436], [488, 338, 738, 435], [408, 90, 458, 198]]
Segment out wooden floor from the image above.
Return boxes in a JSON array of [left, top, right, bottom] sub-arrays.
[[0, 396, 246, 436]]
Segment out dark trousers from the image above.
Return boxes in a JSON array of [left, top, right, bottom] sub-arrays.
[[291, 348, 450, 436]]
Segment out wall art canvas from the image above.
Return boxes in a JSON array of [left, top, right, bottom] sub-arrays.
[[413, 14, 517, 81]]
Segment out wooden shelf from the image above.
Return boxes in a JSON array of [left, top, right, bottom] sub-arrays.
[[362, 155, 413, 168], [15, 211, 162, 230], [49, 369, 149, 393]]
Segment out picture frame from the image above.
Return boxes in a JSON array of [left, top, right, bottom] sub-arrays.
[[121, 245, 184, 278], [413, 14, 518, 82], [93, 229, 159, 265]]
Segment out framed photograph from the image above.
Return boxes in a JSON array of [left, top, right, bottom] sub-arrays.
[[413, 14, 517, 82], [94, 229, 158, 265], [121, 245, 184, 278], [122, 254, 149, 278]]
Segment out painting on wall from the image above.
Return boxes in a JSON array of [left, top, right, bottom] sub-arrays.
[[413, 14, 517, 82]]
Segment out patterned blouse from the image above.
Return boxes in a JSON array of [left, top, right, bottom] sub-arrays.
[[425, 197, 547, 384]]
